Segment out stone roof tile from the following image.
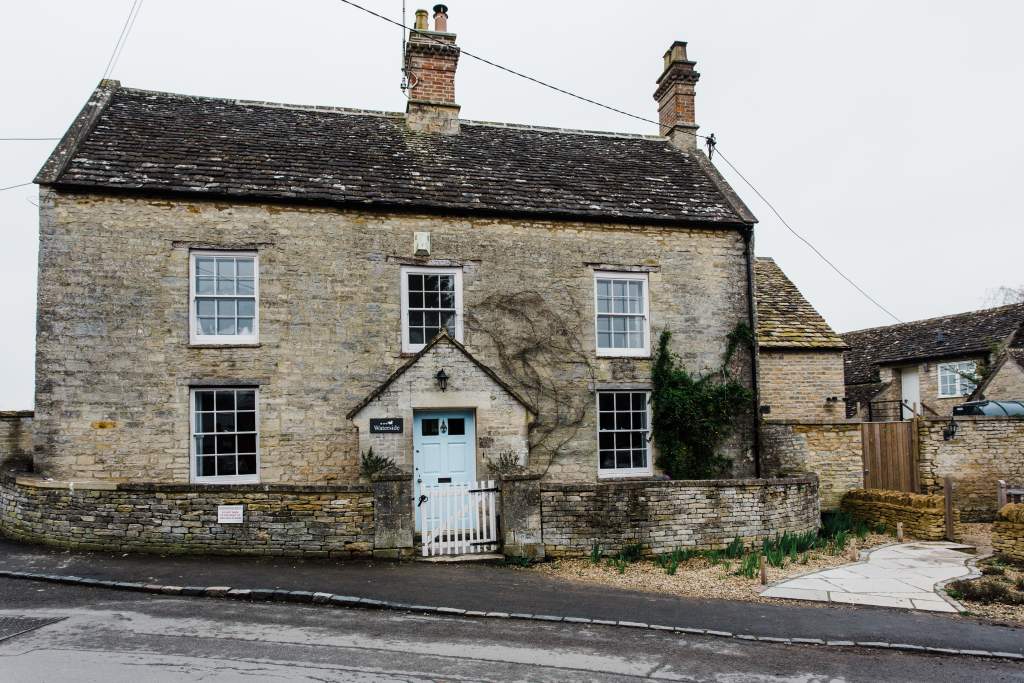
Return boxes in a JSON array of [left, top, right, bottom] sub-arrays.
[[754, 257, 846, 350]]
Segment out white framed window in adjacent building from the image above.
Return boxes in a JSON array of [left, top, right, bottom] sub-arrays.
[[594, 271, 650, 357], [938, 361, 977, 398], [190, 387, 259, 484], [400, 266, 463, 353], [189, 251, 258, 345], [597, 390, 653, 478]]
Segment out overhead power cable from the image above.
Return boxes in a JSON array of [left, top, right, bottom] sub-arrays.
[[0, 182, 34, 193], [334, 0, 903, 324], [101, 0, 145, 80]]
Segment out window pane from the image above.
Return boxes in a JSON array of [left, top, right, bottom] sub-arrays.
[[597, 280, 610, 297], [447, 418, 465, 435], [237, 453, 257, 475], [216, 391, 235, 411], [238, 433, 257, 453], [441, 312, 456, 334], [613, 281, 627, 297], [196, 391, 216, 412], [408, 273, 423, 290], [597, 316, 611, 332], [216, 278, 235, 295], [217, 299, 236, 317], [217, 455, 237, 476], [422, 419, 439, 436], [198, 317, 216, 335], [197, 299, 216, 316], [410, 292, 423, 308], [409, 328, 424, 344], [424, 275, 439, 290], [196, 258, 215, 276], [236, 390, 255, 410], [597, 332, 612, 348], [424, 292, 440, 308], [425, 312, 440, 327], [197, 456, 216, 477], [200, 413, 215, 433], [217, 319, 236, 335], [597, 297, 610, 314], [599, 412, 615, 430], [237, 279, 255, 295], [616, 412, 631, 429], [196, 277, 215, 294], [599, 432, 614, 450], [410, 311, 424, 327], [237, 318, 254, 335], [236, 258, 254, 278], [440, 292, 455, 309], [216, 434, 236, 454], [600, 451, 615, 469], [237, 412, 256, 432], [599, 393, 614, 411], [616, 450, 631, 468], [216, 259, 235, 278], [215, 412, 235, 433], [439, 275, 454, 292], [632, 449, 647, 469], [198, 435, 216, 455]]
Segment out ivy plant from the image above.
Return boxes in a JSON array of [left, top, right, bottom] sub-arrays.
[[651, 328, 753, 480]]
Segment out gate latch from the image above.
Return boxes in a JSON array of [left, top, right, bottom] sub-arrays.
[[417, 494, 428, 508]]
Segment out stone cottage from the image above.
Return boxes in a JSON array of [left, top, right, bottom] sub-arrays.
[[753, 257, 847, 421], [0, 8, 819, 559], [843, 303, 1024, 420]]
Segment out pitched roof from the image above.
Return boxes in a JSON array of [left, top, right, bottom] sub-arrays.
[[842, 303, 1024, 385], [753, 257, 846, 350], [37, 81, 755, 227], [346, 331, 536, 419]]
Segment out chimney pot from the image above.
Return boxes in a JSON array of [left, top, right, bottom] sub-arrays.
[[433, 4, 449, 32], [414, 9, 429, 31]]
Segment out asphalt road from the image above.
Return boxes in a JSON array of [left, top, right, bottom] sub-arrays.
[[0, 578, 1021, 682]]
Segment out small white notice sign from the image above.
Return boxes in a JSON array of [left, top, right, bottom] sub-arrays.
[[217, 505, 244, 524]]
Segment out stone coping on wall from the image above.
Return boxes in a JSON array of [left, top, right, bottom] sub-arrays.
[[0, 411, 34, 419], [5, 474, 371, 494], [761, 419, 860, 427], [540, 475, 817, 492]]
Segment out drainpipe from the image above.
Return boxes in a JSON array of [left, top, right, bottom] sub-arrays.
[[742, 227, 762, 478]]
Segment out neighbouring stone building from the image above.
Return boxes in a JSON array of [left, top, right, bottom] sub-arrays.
[[843, 303, 1024, 420], [753, 257, 847, 421], [0, 8, 821, 558]]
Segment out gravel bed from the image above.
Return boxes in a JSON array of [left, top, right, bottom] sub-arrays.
[[531, 534, 892, 606]]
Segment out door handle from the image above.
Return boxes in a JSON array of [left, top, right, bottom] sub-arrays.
[[417, 494, 428, 507]]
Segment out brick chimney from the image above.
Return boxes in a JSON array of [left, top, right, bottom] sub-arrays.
[[405, 4, 461, 134], [653, 41, 700, 150]]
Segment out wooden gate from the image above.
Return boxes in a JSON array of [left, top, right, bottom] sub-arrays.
[[861, 421, 919, 492], [419, 480, 499, 557]]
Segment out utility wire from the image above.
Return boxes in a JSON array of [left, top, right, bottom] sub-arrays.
[[0, 182, 34, 193], [714, 149, 902, 323], [334, 0, 901, 324], [109, 0, 145, 77], [101, 0, 144, 80]]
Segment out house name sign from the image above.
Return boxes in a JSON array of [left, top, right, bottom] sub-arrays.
[[369, 418, 404, 434]]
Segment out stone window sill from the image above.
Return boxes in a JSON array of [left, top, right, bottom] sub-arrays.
[[189, 343, 262, 349]]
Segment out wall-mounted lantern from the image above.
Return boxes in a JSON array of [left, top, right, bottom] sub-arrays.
[[942, 415, 959, 441], [435, 368, 449, 392]]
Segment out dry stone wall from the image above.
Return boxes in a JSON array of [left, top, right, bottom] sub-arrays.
[[539, 476, 819, 557], [992, 504, 1024, 561], [918, 416, 1024, 521], [760, 421, 863, 510], [841, 489, 956, 541], [758, 351, 846, 421], [0, 474, 376, 557], [35, 190, 754, 485]]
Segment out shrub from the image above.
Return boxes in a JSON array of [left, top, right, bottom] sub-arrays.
[[947, 578, 1024, 605], [981, 564, 1006, 577], [724, 537, 745, 559], [486, 449, 525, 476], [618, 543, 644, 563], [359, 448, 398, 479], [736, 552, 761, 579], [651, 329, 754, 479], [589, 542, 602, 565]]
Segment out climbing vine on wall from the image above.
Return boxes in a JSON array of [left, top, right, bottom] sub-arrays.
[[651, 327, 754, 480], [464, 287, 596, 474]]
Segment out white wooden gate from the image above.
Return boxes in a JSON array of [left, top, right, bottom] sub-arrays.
[[419, 480, 499, 557]]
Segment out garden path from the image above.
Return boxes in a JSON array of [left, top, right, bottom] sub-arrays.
[[761, 542, 976, 612]]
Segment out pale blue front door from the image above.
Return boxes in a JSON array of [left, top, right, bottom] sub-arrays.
[[414, 410, 476, 531]]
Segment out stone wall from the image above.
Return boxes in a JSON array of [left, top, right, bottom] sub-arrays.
[[35, 190, 755, 485], [918, 416, 1024, 521], [992, 504, 1024, 562], [981, 357, 1024, 401], [0, 473, 413, 558], [539, 476, 819, 557], [841, 488, 956, 541], [0, 412, 33, 472], [758, 350, 846, 421], [761, 420, 862, 510]]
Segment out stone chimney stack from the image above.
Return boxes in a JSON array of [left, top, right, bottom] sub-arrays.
[[405, 4, 461, 134], [653, 41, 700, 150]]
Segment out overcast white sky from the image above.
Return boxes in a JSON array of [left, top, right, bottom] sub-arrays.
[[1, 0, 1022, 408]]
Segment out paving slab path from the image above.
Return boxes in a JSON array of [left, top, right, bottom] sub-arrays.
[[761, 542, 977, 612]]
